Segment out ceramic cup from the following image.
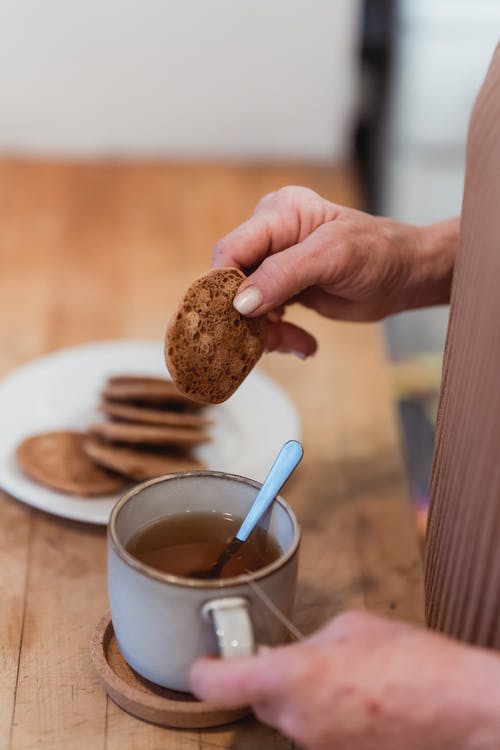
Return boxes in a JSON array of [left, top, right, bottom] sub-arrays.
[[107, 471, 300, 692]]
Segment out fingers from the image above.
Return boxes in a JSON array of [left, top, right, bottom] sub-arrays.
[[232, 224, 336, 316], [212, 212, 276, 270], [189, 623, 347, 710], [189, 651, 286, 707], [212, 186, 338, 272], [190, 639, 322, 709], [265, 320, 317, 358], [254, 190, 278, 212], [212, 207, 306, 271]]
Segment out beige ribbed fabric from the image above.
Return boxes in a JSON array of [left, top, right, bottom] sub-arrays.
[[425, 44, 500, 648]]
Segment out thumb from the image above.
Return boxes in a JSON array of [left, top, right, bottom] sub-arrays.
[[189, 652, 276, 707], [189, 640, 302, 706], [233, 225, 332, 316]]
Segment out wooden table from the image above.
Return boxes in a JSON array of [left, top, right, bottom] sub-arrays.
[[0, 159, 424, 749]]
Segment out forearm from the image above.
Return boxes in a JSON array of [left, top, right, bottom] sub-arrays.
[[409, 217, 460, 308]]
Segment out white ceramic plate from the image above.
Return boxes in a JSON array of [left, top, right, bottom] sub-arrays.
[[0, 340, 301, 525]]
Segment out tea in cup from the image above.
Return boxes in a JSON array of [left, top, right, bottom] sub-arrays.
[[108, 471, 300, 692]]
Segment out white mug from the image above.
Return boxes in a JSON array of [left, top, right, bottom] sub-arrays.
[[107, 471, 300, 692]]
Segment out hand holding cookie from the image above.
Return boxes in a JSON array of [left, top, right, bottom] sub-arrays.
[[211, 186, 454, 357]]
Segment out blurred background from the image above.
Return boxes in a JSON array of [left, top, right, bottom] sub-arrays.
[[1, 0, 499, 526]]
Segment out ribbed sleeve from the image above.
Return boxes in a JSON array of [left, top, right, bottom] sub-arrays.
[[425, 44, 500, 648]]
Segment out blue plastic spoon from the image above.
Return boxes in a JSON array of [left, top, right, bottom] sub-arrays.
[[190, 440, 303, 578]]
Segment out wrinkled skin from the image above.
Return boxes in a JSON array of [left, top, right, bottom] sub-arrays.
[[212, 185, 457, 356], [191, 611, 500, 750]]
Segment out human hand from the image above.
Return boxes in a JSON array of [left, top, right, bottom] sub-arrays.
[[213, 187, 457, 357], [190, 611, 500, 750]]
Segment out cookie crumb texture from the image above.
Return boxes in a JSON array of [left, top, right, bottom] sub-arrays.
[[165, 268, 267, 404]]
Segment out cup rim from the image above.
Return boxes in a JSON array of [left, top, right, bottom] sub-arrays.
[[108, 470, 301, 589]]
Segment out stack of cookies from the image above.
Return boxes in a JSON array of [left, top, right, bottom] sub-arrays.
[[87, 375, 210, 481], [16, 375, 211, 497]]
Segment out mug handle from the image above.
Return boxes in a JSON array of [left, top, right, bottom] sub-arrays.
[[201, 596, 255, 659]]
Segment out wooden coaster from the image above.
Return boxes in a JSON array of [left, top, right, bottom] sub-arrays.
[[90, 613, 250, 729]]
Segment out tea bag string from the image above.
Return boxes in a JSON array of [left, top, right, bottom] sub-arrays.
[[243, 573, 304, 642]]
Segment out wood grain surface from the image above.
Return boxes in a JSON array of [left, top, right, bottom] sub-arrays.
[[0, 159, 424, 749]]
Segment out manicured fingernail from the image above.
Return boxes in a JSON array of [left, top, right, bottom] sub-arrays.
[[289, 349, 308, 360], [233, 286, 263, 315]]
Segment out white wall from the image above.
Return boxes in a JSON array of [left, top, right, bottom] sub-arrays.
[[0, 0, 360, 160], [382, 0, 500, 359]]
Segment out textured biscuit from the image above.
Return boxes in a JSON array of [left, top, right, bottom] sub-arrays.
[[165, 268, 267, 404], [103, 375, 203, 409], [100, 399, 211, 429], [90, 421, 210, 447], [84, 438, 205, 481], [16, 431, 127, 496]]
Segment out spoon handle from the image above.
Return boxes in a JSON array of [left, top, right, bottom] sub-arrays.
[[235, 440, 303, 542]]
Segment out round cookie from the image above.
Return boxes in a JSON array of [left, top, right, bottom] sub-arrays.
[[90, 421, 210, 447], [100, 399, 211, 429], [84, 438, 205, 481], [16, 431, 127, 496], [103, 375, 202, 409], [165, 268, 267, 404]]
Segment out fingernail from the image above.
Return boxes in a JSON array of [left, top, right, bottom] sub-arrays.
[[289, 349, 308, 360], [233, 287, 263, 315]]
